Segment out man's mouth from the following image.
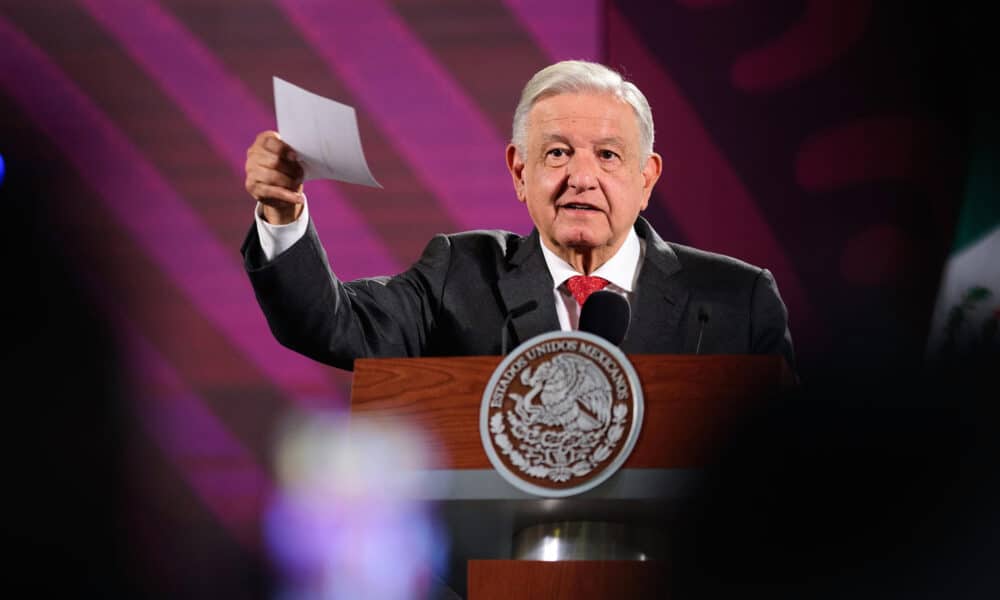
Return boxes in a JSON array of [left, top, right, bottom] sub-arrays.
[[560, 203, 600, 211]]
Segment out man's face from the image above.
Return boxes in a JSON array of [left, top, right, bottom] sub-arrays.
[[506, 92, 661, 270]]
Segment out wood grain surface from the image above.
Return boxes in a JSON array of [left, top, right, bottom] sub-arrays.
[[467, 559, 665, 599], [351, 354, 792, 469]]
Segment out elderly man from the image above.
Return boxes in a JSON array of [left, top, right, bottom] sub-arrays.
[[242, 60, 795, 372]]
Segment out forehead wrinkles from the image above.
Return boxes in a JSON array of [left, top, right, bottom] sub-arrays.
[[531, 117, 630, 146], [531, 112, 623, 136], [527, 98, 638, 148], [537, 114, 617, 125], [535, 120, 622, 147]]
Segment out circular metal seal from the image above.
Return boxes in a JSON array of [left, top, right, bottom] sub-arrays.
[[480, 330, 644, 498]]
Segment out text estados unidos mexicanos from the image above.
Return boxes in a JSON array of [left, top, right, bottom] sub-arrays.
[[490, 339, 629, 407]]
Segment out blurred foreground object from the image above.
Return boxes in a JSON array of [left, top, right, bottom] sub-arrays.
[[925, 112, 999, 363], [264, 411, 447, 600]]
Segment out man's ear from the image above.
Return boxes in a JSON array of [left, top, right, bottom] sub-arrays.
[[639, 152, 663, 210], [506, 143, 526, 203]]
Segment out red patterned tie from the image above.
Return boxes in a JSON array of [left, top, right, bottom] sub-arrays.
[[565, 275, 611, 306]]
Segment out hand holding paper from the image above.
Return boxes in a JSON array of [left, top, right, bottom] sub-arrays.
[[273, 76, 382, 188]]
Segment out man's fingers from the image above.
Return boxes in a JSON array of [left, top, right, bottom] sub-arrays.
[[258, 131, 287, 154], [274, 154, 304, 180], [260, 134, 301, 165], [250, 130, 300, 170], [244, 130, 305, 206], [247, 145, 304, 180], [249, 130, 288, 160], [246, 180, 305, 205], [246, 162, 302, 190], [254, 129, 279, 145]]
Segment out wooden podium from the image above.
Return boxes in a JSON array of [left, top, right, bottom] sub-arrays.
[[350, 354, 793, 599]]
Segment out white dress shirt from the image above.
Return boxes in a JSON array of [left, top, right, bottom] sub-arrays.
[[255, 200, 310, 261], [538, 229, 644, 331], [255, 198, 645, 331]]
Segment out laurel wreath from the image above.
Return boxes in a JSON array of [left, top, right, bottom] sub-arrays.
[[491, 402, 629, 483]]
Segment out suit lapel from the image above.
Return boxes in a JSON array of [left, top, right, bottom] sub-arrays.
[[497, 230, 561, 349], [621, 218, 689, 354], [496, 220, 688, 353]]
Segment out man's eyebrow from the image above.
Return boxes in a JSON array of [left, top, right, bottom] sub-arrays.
[[539, 134, 627, 147], [593, 136, 626, 147]]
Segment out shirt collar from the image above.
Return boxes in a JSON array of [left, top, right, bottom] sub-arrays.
[[539, 227, 642, 293]]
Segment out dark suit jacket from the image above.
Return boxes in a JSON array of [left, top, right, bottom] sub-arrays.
[[242, 216, 795, 372]]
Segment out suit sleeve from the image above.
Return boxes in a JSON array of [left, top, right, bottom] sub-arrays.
[[241, 219, 451, 370], [749, 268, 796, 374]]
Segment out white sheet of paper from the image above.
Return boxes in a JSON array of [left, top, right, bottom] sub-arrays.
[[273, 76, 382, 188]]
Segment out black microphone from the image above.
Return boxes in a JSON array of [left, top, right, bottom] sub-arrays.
[[500, 300, 539, 355], [579, 290, 631, 346], [694, 305, 711, 354]]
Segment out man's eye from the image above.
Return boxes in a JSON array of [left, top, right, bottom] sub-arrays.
[[599, 150, 620, 160], [547, 148, 568, 157]]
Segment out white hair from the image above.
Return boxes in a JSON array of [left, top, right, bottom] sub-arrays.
[[511, 60, 655, 161]]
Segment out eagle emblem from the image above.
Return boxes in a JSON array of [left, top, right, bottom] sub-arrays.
[[480, 331, 644, 497]]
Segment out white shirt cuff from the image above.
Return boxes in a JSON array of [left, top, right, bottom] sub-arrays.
[[254, 197, 310, 262]]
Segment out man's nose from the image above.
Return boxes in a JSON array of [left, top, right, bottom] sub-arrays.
[[566, 154, 599, 192]]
